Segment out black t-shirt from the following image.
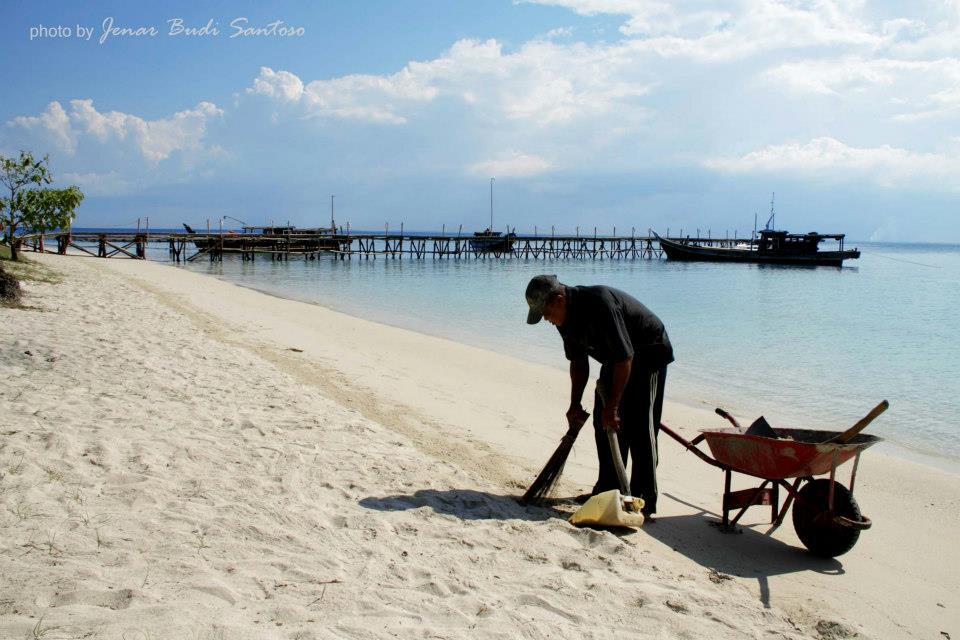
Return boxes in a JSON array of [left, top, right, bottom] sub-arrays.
[[557, 285, 674, 379]]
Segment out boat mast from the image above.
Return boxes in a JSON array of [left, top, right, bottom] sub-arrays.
[[330, 195, 335, 232], [766, 192, 775, 230], [489, 177, 495, 231]]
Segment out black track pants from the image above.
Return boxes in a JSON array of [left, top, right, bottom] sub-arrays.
[[592, 366, 667, 513]]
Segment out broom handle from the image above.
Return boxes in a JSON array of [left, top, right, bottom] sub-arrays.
[[606, 429, 631, 495], [832, 400, 889, 444]]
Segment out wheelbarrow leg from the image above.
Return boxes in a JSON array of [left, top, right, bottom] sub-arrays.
[[772, 478, 802, 528], [771, 481, 779, 524], [728, 480, 770, 528], [722, 469, 732, 528]]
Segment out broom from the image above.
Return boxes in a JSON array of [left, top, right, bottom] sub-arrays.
[[521, 414, 589, 504]]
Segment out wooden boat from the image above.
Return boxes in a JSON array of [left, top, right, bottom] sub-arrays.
[[469, 228, 517, 253], [655, 230, 860, 267], [182, 224, 345, 252]]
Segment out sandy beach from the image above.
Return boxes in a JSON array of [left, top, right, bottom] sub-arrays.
[[1, 253, 957, 640]]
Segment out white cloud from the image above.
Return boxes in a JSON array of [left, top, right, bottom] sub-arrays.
[[5, 99, 223, 163], [247, 52, 446, 125], [8, 101, 76, 153], [71, 99, 223, 163], [885, 3, 960, 57], [521, 0, 725, 37], [248, 67, 304, 102], [525, 0, 880, 61], [704, 137, 960, 188], [892, 86, 960, 122], [468, 152, 553, 177], [60, 170, 132, 196], [246, 37, 652, 126], [543, 26, 573, 39], [760, 56, 960, 122], [761, 58, 917, 95]]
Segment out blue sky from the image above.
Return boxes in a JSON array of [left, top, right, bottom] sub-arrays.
[[2, 1, 958, 241]]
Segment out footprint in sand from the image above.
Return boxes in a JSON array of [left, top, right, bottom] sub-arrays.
[[50, 588, 134, 610], [515, 593, 584, 624]]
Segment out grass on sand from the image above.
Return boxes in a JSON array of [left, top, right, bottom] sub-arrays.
[[0, 243, 63, 285]]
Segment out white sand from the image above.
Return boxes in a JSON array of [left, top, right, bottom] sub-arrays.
[[1, 253, 957, 639]]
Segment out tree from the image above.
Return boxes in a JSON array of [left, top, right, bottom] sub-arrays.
[[1, 151, 84, 261]]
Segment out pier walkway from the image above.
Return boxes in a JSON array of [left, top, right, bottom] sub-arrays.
[[18, 230, 751, 262]]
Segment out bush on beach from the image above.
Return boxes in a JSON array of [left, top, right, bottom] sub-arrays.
[[0, 261, 22, 302]]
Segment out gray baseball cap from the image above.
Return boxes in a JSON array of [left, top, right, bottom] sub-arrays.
[[525, 274, 562, 324]]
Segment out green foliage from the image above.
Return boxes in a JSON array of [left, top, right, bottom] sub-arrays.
[[1, 150, 84, 260], [16, 185, 84, 234]]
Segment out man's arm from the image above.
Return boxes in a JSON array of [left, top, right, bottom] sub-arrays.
[[566, 356, 590, 429], [601, 357, 632, 431]]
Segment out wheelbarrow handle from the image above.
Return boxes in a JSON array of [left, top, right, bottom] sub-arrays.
[[832, 400, 889, 444], [715, 407, 743, 431], [660, 422, 727, 471]]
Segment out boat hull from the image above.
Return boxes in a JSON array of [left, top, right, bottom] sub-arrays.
[[469, 234, 516, 253], [658, 237, 859, 266]]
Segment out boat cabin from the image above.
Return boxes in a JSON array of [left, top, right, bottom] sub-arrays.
[[757, 230, 846, 256], [241, 225, 337, 236]]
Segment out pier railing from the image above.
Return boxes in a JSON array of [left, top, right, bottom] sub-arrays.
[[17, 230, 753, 263]]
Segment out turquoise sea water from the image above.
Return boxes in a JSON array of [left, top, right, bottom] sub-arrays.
[[148, 240, 957, 470]]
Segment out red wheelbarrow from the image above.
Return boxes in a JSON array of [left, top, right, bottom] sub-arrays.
[[659, 400, 888, 557]]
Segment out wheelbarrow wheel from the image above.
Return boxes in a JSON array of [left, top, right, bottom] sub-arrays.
[[792, 479, 862, 558]]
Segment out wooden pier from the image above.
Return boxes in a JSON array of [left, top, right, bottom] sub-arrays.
[[19, 229, 752, 263]]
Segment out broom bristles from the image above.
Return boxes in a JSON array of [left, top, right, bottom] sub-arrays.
[[522, 425, 583, 504]]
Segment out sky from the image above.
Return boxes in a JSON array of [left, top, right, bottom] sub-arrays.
[[2, 0, 958, 242]]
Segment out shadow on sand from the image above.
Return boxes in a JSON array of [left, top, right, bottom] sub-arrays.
[[361, 488, 843, 608], [359, 488, 570, 522], [650, 492, 845, 608]]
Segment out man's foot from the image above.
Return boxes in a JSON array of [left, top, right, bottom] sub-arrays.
[[641, 510, 657, 523]]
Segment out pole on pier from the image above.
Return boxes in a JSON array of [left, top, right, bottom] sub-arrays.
[[489, 177, 495, 230], [331, 195, 335, 231]]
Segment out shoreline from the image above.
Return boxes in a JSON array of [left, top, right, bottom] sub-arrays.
[[194, 262, 960, 476], [3, 253, 958, 639]]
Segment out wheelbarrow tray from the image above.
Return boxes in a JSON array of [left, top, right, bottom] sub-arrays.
[[701, 428, 881, 480]]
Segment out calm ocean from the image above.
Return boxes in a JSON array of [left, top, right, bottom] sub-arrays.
[[130, 238, 958, 471]]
